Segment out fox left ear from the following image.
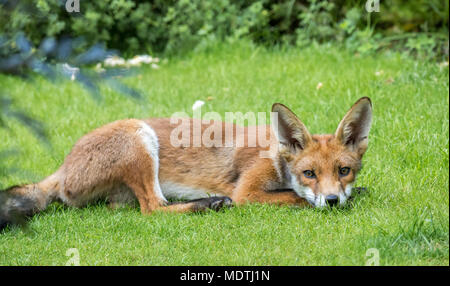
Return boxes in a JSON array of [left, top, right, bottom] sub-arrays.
[[335, 97, 373, 157]]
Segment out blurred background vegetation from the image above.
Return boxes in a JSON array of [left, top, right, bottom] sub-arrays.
[[0, 0, 448, 177], [1, 0, 449, 60]]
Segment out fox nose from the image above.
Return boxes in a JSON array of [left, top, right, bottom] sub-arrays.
[[325, 195, 339, 206]]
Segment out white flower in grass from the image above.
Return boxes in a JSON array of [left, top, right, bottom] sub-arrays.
[[104, 56, 126, 67], [137, 55, 153, 64], [127, 55, 155, 66], [192, 100, 205, 111], [127, 57, 142, 67], [104, 54, 160, 68], [316, 82, 323, 90]]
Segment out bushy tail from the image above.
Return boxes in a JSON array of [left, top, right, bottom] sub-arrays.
[[0, 174, 60, 231], [0, 185, 37, 230]]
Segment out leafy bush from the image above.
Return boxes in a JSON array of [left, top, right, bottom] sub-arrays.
[[0, 0, 448, 58]]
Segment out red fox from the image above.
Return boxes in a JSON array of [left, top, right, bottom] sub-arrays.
[[0, 97, 372, 229]]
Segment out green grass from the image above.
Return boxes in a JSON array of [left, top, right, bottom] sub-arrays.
[[0, 42, 448, 265]]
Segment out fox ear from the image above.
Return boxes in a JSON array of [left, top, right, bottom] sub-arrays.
[[271, 103, 312, 151], [335, 97, 373, 156]]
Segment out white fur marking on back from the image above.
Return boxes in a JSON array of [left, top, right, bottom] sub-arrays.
[[161, 182, 219, 200], [137, 121, 167, 203]]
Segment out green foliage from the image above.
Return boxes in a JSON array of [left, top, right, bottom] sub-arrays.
[[296, 0, 337, 46], [0, 0, 449, 57]]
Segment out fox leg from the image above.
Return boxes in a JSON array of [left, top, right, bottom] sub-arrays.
[[123, 121, 232, 214], [231, 159, 309, 207], [122, 154, 232, 214], [123, 170, 232, 214], [56, 119, 166, 214], [121, 153, 166, 214]]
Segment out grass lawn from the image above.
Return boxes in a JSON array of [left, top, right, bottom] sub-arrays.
[[0, 42, 448, 266]]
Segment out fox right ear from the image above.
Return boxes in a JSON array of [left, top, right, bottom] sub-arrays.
[[271, 103, 312, 151]]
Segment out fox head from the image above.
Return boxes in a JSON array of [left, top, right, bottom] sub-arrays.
[[272, 97, 372, 208]]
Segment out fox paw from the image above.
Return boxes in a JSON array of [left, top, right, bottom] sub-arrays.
[[192, 196, 233, 212], [208, 196, 233, 211]]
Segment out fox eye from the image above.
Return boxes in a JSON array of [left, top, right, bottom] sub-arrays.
[[339, 167, 351, 176], [303, 170, 316, 179]]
